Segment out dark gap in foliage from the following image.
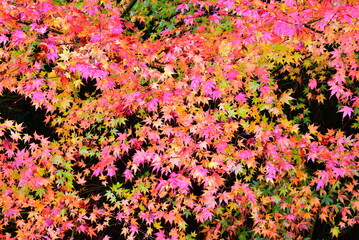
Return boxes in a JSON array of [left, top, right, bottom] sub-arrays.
[[124, 113, 144, 129], [0, 211, 29, 238], [2, 220, 17, 238], [200, 98, 222, 112], [132, 16, 157, 40], [190, 181, 204, 197], [311, 219, 332, 240], [305, 90, 357, 134], [116, 148, 136, 173], [73, 159, 109, 199], [337, 225, 359, 240], [102, 220, 123, 239], [64, 230, 97, 240], [308, 98, 339, 131], [202, 5, 220, 15], [64, 232, 86, 240], [142, 19, 158, 40], [304, 159, 325, 175], [0, 34, 11, 49], [206, 144, 217, 154], [78, 78, 101, 100], [0, 90, 56, 139], [230, 126, 255, 145], [184, 214, 205, 239], [274, 61, 357, 134], [251, 158, 266, 179], [224, 172, 237, 189], [261, 0, 282, 3], [76, 183, 108, 199], [43, 61, 56, 73], [325, 43, 341, 52], [133, 19, 146, 33], [114, 154, 129, 179]]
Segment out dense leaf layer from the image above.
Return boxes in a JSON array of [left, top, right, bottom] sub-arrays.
[[1, 0, 359, 239]]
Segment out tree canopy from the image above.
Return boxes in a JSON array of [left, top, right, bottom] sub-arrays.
[[1, 0, 359, 239]]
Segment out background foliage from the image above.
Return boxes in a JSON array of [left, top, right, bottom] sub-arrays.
[[1, 0, 359, 239]]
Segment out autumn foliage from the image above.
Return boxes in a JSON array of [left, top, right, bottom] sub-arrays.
[[1, 0, 359, 239]]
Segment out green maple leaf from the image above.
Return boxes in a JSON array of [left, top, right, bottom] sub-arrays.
[[237, 107, 249, 118]]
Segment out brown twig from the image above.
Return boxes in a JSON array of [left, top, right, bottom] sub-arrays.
[[121, 0, 138, 18]]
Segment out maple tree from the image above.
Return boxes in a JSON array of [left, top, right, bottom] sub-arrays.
[[1, 0, 359, 239]]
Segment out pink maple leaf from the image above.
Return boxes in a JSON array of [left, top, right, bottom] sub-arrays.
[[211, 89, 223, 99], [4, 208, 21, 217], [155, 230, 166, 240], [123, 169, 134, 181], [202, 80, 215, 95], [11, 30, 27, 44], [209, 14, 221, 25], [0, 34, 8, 45], [315, 170, 330, 190], [129, 224, 139, 234], [338, 106, 353, 119], [235, 93, 247, 103], [196, 208, 214, 223], [190, 74, 202, 90], [39, 2, 53, 13], [133, 149, 153, 165], [266, 163, 277, 180], [93, 167, 103, 176], [308, 78, 317, 90], [106, 166, 117, 177], [32, 92, 45, 103], [147, 99, 158, 112], [177, 3, 189, 14], [226, 69, 239, 80], [274, 22, 296, 37]]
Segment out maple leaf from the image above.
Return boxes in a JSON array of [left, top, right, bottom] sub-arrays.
[[129, 224, 139, 234], [209, 14, 221, 25], [177, 3, 189, 14], [196, 208, 214, 223], [123, 169, 134, 182], [274, 22, 296, 37], [11, 30, 27, 45], [280, 90, 295, 104], [266, 163, 277, 182], [47, 51, 59, 63], [155, 230, 166, 240], [4, 208, 21, 217], [103, 235, 111, 240], [308, 124, 319, 135], [338, 106, 354, 119], [308, 78, 317, 90], [330, 226, 340, 238], [235, 93, 247, 103], [0, 34, 9, 45], [147, 99, 158, 112], [106, 165, 117, 177], [2, 0, 359, 239]]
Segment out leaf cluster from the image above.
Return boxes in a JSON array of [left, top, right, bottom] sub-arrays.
[[1, 0, 359, 239]]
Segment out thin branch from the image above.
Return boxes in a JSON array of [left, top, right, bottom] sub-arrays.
[[16, 19, 63, 35], [121, 0, 138, 18], [47, 27, 63, 35], [303, 24, 324, 34]]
